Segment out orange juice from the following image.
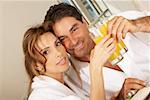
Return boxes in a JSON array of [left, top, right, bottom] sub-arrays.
[[90, 22, 128, 65]]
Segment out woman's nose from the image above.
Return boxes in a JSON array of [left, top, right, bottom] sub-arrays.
[[55, 48, 62, 58]]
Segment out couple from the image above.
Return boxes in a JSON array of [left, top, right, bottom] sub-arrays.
[[23, 3, 150, 100]]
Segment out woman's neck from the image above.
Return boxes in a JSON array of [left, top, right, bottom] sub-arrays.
[[45, 73, 64, 84]]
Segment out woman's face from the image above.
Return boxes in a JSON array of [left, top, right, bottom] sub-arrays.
[[36, 32, 69, 76]]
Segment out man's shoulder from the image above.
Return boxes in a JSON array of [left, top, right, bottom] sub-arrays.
[[69, 56, 89, 70], [117, 10, 146, 19]]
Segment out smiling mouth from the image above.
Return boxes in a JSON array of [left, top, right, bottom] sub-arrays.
[[74, 42, 84, 51], [56, 57, 66, 66]]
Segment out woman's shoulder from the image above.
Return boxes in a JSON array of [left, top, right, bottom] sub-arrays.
[[28, 88, 81, 100], [28, 88, 59, 100], [28, 75, 81, 100]]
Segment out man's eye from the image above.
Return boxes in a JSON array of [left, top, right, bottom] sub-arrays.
[[43, 50, 48, 55], [72, 27, 78, 32], [59, 37, 65, 42]]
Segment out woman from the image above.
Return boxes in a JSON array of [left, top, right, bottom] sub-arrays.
[[23, 26, 116, 100]]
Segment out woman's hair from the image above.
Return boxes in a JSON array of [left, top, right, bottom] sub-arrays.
[[23, 25, 82, 98], [22, 26, 49, 95]]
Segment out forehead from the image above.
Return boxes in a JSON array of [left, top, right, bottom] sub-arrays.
[[57, 16, 79, 24], [53, 17, 81, 35], [36, 32, 56, 50]]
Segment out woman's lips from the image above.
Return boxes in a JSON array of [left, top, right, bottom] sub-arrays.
[[56, 57, 66, 66]]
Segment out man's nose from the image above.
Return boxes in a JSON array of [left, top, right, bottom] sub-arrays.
[[69, 35, 78, 46]]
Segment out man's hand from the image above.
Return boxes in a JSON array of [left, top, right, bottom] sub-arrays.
[[116, 78, 146, 100], [107, 16, 137, 42]]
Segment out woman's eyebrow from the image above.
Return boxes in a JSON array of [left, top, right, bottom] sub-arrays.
[[40, 47, 50, 52], [55, 38, 60, 43]]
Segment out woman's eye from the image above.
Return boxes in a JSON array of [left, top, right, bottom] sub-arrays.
[[43, 50, 48, 55], [56, 41, 62, 46]]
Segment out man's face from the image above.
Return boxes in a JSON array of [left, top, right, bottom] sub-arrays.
[[52, 17, 95, 58]]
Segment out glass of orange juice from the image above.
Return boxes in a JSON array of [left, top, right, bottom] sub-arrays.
[[89, 21, 128, 65]]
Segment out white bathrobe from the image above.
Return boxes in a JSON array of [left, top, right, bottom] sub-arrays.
[[28, 75, 88, 100]]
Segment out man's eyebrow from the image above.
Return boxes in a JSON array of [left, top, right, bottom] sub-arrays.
[[69, 23, 78, 32], [58, 36, 65, 39]]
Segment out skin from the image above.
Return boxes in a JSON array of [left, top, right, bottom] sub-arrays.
[[108, 16, 150, 42], [53, 17, 95, 61], [116, 78, 146, 100], [89, 34, 116, 100], [35, 32, 69, 83]]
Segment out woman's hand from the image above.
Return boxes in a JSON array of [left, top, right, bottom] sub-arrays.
[[89, 35, 116, 100], [90, 35, 116, 69]]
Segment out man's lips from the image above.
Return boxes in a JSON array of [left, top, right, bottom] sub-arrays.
[[74, 42, 84, 51], [56, 57, 66, 66]]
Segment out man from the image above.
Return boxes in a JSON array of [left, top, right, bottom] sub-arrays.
[[44, 3, 149, 99]]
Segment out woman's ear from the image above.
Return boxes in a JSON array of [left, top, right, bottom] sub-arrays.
[[35, 63, 45, 74]]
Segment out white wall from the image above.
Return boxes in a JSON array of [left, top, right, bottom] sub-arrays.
[[104, 0, 150, 14], [0, 2, 3, 99], [0, 1, 58, 100]]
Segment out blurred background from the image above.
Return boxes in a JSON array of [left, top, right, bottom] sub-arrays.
[[0, 0, 149, 100]]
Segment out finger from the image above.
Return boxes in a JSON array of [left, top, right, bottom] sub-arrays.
[[107, 42, 116, 53], [126, 89, 138, 98], [90, 49, 94, 58], [125, 78, 146, 86], [103, 38, 114, 48], [103, 42, 116, 59], [96, 41, 116, 61], [108, 16, 119, 35], [117, 18, 127, 41], [118, 32, 122, 42], [122, 32, 127, 39], [97, 34, 110, 46], [111, 16, 124, 39], [127, 83, 145, 90], [122, 24, 130, 39]]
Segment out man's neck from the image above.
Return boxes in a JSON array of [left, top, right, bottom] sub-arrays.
[[75, 40, 95, 62], [75, 55, 90, 62]]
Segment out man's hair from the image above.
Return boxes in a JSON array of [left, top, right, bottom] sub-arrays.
[[44, 3, 83, 30]]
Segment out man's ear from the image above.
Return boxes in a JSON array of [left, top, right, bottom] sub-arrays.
[[82, 17, 89, 26]]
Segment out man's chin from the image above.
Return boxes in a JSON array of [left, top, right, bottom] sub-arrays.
[[74, 51, 87, 58], [68, 50, 88, 58]]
